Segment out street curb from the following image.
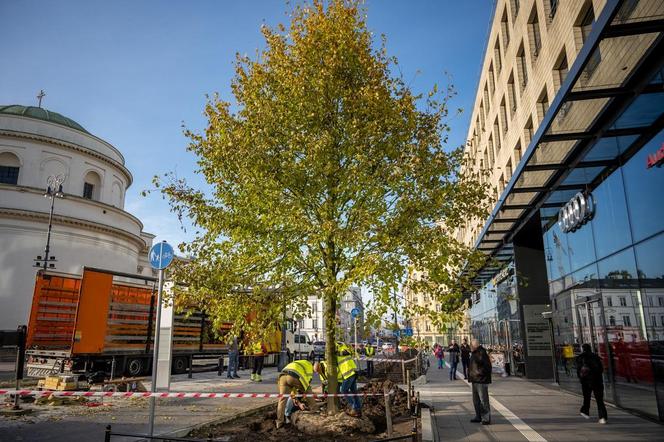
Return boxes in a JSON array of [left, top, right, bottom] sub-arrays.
[[421, 406, 437, 442], [156, 401, 277, 439]]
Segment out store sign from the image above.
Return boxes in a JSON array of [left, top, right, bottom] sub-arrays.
[[491, 264, 513, 286], [522, 305, 552, 357], [558, 192, 595, 233], [646, 142, 664, 169]]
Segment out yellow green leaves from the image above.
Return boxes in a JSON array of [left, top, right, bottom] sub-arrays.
[[155, 0, 489, 365]]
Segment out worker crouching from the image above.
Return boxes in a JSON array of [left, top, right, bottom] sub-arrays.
[[276, 359, 321, 428]]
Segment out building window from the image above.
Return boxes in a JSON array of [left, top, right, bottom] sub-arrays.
[[528, 7, 542, 59], [622, 315, 631, 327], [494, 119, 501, 152], [494, 39, 502, 73], [83, 171, 102, 201], [607, 296, 613, 307], [0, 152, 20, 185], [514, 141, 522, 164], [511, 0, 520, 19], [609, 316, 616, 326], [505, 159, 513, 181], [501, 9, 510, 48], [578, 5, 600, 79], [507, 73, 517, 117], [488, 135, 495, 165], [537, 88, 549, 124], [553, 50, 569, 91], [483, 86, 490, 116], [658, 297, 663, 307], [479, 102, 486, 131], [500, 98, 508, 134], [488, 63, 496, 97], [549, 0, 559, 21], [648, 296, 653, 307], [312, 319, 317, 329], [652, 315, 657, 327], [524, 118, 534, 147], [83, 182, 94, 199], [661, 316, 664, 327], [517, 44, 528, 90], [619, 296, 627, 307]]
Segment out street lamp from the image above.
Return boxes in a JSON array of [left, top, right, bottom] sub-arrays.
[[35, 174, 65, 270]]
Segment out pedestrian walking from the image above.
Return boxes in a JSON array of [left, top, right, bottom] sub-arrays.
[[469, 339, 491, 425], [576, 343, 608, 424], [460, 338, 471, 380], [434, 344, 444, 369], [227, 336, 240, 379], [448, 340, 460, 380]]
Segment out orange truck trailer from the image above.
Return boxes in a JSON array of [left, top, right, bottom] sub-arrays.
[[25, 267, 229, 378]]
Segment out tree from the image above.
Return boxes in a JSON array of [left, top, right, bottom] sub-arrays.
[[155, 0, 489, 410]]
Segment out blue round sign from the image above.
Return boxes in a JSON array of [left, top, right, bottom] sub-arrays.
[[149, 241, 174, 270], [351, 308, 360, 319]]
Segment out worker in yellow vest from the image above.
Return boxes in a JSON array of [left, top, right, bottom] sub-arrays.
[[365, 343, 375, 378], [276, 359, 322, 428], [336, 349, 361, 417], [250, 341, 266, 382], [319, 360, 343, 394]]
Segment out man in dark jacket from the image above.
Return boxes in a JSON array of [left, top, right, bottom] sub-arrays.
[[468, 339, 491, 425], [460, 339, 471, 380], [576, 343, 607, 424], [448, 340, 460, 380]]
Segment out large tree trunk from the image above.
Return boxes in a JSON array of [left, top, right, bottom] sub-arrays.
[[324, 291, 338, 413]]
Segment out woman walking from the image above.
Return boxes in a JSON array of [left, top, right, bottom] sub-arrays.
[[434, 344, 445, 369]]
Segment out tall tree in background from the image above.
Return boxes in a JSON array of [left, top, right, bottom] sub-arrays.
[[155, 0, 489, 409]]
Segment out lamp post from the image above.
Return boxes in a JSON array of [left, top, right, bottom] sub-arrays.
[[35, 175, 65, 270]]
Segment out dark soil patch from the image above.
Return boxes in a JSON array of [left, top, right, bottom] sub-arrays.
[[189, 379, 417, 441]]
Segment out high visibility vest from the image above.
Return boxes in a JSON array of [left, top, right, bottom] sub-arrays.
[[365, 346, 375, 357], [319, 361, 343, 383], [281, 360, 314, 390], [251, 342, 264, 355], [337, 354, 357, 380], [336, 342, 351, 356]]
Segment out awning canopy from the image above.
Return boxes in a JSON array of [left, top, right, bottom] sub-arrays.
[[467, 0, 664, 289]]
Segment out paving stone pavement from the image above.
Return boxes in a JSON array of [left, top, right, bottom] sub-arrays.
[[417, 357, 663, 442]]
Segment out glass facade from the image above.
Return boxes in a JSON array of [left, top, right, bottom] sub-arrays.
[[469, 264, 525, 376], [543, 129, 664, 420]]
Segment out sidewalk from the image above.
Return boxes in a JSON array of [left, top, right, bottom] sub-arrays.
[[416, 358, 662, 441]]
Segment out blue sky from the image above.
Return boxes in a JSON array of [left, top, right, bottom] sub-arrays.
[[0, 0, 493, 248]]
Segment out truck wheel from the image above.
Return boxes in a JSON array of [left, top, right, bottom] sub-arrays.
[[172, 357, 187, 374], [126, 358, 144, 377]]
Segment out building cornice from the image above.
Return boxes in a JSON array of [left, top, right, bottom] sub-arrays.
[[0, 207, 147, 251], [0, 129, 133, 187]]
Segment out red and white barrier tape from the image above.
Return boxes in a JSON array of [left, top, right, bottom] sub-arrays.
[[358, 356, 418, 363], [0, 389, 391, 399]]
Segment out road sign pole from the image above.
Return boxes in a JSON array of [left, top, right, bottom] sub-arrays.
[[148, 264, 164, 436], [354, 317, 358, 363]]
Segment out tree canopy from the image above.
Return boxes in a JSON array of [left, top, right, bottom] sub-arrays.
[[154, 0, 490, 399]]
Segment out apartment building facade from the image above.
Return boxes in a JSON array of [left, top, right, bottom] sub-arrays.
[[453, 0, 664, 421]]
